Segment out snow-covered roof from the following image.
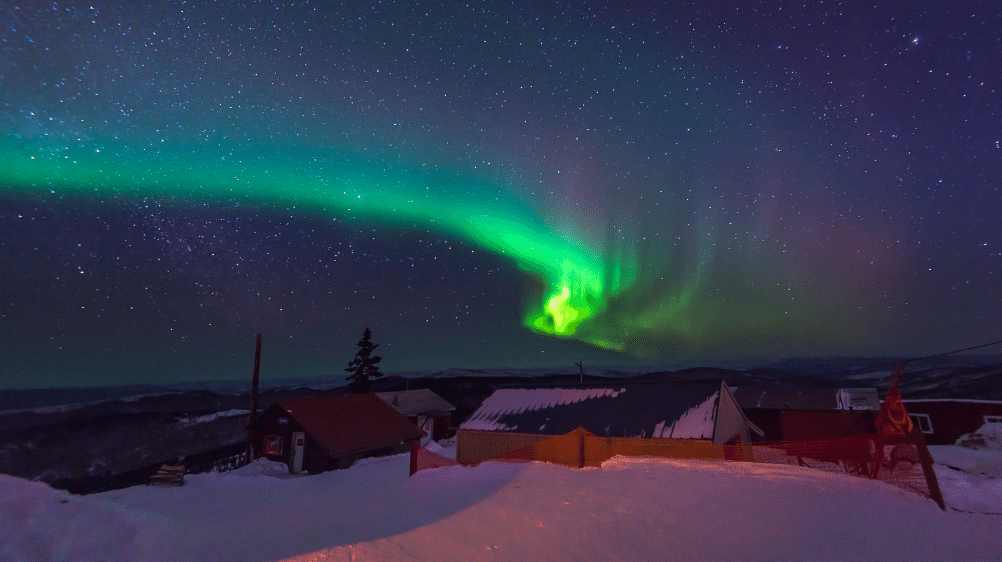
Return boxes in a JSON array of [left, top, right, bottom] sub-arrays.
[[460, 383, 722, 439], [375, 389, 455, 417]]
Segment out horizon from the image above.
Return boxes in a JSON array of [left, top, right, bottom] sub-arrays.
[[4, 352, 1001, 393]]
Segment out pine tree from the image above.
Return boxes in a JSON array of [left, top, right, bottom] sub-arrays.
[[345, 327, 383, 392]]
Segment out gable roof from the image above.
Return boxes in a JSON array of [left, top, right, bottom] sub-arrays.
[[459, 382, 723, 439], [270, 394, 425, 457], [375, 389, 456, 417]]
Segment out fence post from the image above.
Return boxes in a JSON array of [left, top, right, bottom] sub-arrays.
[[911, 427, 947, 510], [410, 440, 419, 476]]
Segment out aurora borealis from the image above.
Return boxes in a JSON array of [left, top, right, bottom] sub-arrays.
[[2, 1, 1000, 387]]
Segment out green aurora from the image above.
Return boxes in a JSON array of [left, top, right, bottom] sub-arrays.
[[2, 138, 705, 353]]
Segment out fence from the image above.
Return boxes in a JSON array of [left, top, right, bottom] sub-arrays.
[[440, 427, 945, 509], [184, 443, 250, 475]]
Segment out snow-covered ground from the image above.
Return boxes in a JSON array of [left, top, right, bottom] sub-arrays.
[[3, 444, 1001, 562]]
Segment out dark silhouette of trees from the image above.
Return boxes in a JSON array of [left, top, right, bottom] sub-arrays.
[[345, 327, 383, 392]]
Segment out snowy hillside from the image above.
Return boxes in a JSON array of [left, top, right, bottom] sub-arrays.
[[3, 445, 1001, 562]]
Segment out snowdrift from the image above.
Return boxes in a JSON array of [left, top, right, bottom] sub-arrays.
[[3, 451, 1000, 562]]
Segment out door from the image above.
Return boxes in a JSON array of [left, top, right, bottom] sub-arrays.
[[291, 432, 305, 474]]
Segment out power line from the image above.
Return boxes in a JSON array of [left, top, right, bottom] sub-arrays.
[[819, 337, 1002, 378]]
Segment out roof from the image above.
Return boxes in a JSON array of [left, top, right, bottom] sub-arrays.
[[269, 394, 425, 457], [375, 389, 456, 417], [732, 388, 879, 411], [459, 382, 722, 439]]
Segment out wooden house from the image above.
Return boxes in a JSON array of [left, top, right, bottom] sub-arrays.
[[456, 381, 759, 465], [731, 387, 879, 442], [248, 393, 425, 474], [376, 389, 456, 445], [902, 399, 1002, 446]]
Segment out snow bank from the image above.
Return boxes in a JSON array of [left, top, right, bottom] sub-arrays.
[[956, 421, 1002, 451], [3, 451, 1001, 562], [930, 445, 1002, 478]]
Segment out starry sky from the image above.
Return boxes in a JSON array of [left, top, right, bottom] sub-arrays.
[[2, 1, 1000, 388]]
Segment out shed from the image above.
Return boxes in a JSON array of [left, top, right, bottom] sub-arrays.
[[731, 387, 879, 442], [248, 393, 425, 474], [376, 389, 455, 445], [457, 381, 758, 464], [902, 399, 1002, 446]]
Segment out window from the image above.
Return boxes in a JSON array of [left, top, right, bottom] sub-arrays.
[[264, 435, 284, 455], [909, 413, 933, 434], [277, 417, 289, 425], [985, 415, 1002, 425]]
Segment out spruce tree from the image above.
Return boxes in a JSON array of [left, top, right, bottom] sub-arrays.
[[345, 327, 383, 392]]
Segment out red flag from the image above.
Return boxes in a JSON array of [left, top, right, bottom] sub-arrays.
[[876, 363, 914, 440]]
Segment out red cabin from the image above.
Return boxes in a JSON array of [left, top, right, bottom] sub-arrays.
[[248, 393, 425, 474], [902, 399, 1002, 446], [732, 387, 879, 442]]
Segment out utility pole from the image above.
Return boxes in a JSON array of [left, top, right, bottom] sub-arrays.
[[247, 333, 262, 463], [575, 361, 583, 384], [250, 333, 262, 419]]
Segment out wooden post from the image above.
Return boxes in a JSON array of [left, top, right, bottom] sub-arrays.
[[250, 333, 262, 419], [247, 334, 262, 461], [912, 426, 948, 511], [410, 440, 420, 476]]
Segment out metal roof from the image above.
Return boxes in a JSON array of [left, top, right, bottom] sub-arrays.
[[459, 382, 722, 439], [375, 389, 456, 417], [274, 394, 425, 457], [732, 387, 879, 411]]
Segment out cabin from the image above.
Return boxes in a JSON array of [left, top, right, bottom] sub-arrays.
[[248, 393, 425, 474], [456, 381, 759, 465], [902, 399, 1002, 446], [731, 387, 879, 442], [376, 389, 456, 445]]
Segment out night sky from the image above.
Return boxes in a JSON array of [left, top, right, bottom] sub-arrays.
[[2, 1, 1000, 388]]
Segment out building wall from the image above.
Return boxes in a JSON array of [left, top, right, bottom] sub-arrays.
[[458, 428, 750, 466], [252, 407, 303, 467], [745, 410, 783, 442], [904, 400, 1002, 446], [456, 429, 551, 464], [713, 384, 750, 445], [433, 414, 453, 441], [583, 435, 748, 464], [743, 410, 875, 442], [780, 411, 876, 442]]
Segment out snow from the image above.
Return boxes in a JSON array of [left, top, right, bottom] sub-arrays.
[[460, 388, 625, 431], [3, 444, 1001, 562], [178, 409, 250, 426], [930, 445, 1002, 478]]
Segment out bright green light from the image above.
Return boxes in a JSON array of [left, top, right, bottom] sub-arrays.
[[1, 139, 646, 352]]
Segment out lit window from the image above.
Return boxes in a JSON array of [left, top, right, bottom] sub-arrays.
[[265, 435, 284, 455], [909, 413, 933, 434]]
